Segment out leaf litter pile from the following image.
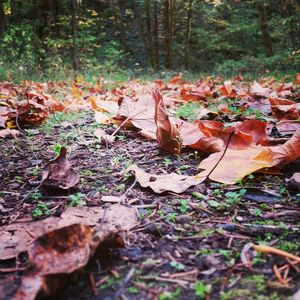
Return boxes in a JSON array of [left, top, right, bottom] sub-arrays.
[[0, 75, 300, 300]]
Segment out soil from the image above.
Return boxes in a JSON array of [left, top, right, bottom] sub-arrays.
[[0, 111, 299, 300]]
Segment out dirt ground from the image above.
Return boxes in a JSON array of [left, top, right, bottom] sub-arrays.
[[0, 111, 300, 300]]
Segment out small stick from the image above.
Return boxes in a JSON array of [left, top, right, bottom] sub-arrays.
[[206, 130, 234, 178]]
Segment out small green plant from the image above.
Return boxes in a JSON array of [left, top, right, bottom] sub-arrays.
[[192, 192, 207, 200], [213, 189, 222, 197], [32, 203, 50, 218], [115, 183, 125, 192], [251, 207, 263, 216], [69, 193, 86, 207], [31, 191, 43, 200], [175, 102, 200, 121], [53, 143, 63, 155], [31, 166, 40, 177], [14, 176, 23, 183], [193, 281, 211, 299], [162, 157, 173, 167], [170, 261, 185, 271], [224, 189, 247, 205], [179, 199, 189, 213], [159, 288, 180, 300], [166, 213, 177, 222]]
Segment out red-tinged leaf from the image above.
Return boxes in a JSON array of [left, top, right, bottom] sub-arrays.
[[295, 73, 300, 85], [268, 97, 299, 120], [41, 147, 79, 190], [250, 81, 270, 97], [218, 80, 237, 98], [153, 89, 182, 154], [179, 121, 224, 153], [198, 130, 300, 184], [268, 130, 300, 167]]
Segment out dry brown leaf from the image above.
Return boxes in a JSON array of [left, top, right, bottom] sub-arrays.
[[94, 128, 115, 144], [12, 224, 124, 300], [0, 128, 22, 139], [153, 89, 182, 154], [0, 204, 137, 261], [126, 164, 205, 194], [250, 81, 270, 97], [116, 94, 156, 133], [41, 147, 79, 190]]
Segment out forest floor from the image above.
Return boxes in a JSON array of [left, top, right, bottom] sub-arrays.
[[0, 76, 300, 300]]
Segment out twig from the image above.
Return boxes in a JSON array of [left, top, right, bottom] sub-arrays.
[[114, 267, 135, 300], [110, 109, 146, 137], [206, 130, 234, 178]]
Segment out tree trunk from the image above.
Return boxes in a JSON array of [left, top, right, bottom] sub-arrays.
[[132, 0, 148, 66], [256, 0, 273, 57], [153, 0, 159, 70], [184, 0, 193, 69], [164, 0, 173, 69], [0, 1, 6, 36], [145, 0, 156, 69], [10, 0, 21, 24], [71, 0, 79, 77], [48, 0, 60, 37]]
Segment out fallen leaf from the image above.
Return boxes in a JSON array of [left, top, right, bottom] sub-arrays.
[[94, 128, 115, 144], [0, 128, 22, 139], [286, 173, 300, 191], [41, 147, 79, 190], [250, 81, 270, 97], [153, 89, 182, 154], [198, 130, 300, 184], [268, 97, 299, 120], [126, 164, 205, 194], [0, 205, 137, 261]]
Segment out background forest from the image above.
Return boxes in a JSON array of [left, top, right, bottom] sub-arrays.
[[0, 0, 299, 81]]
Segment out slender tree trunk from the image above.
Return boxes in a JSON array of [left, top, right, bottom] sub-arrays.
[[48, 0, 60, 37], [0, 1, 6, 36], [133, 0, 148, 65], [145, 0, 156, 69], [10, 0, 21, 24], [184, 0, 193, 69], [71, 0, 79, 77], [164, 0, 173, 69], [153, 0, 159, 70], [256, 0, 273, 57]]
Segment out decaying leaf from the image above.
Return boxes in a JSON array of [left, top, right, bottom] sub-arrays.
[[1, 205, 138, 300], [41, 147, 79, 190], [94, 128, 115, 144], [0, 128, 22, 139], [126, 164, 205, 194], [153, 89, 182, 154]]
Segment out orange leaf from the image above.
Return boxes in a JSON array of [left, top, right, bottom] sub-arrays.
[[153, 89, 182, 154]]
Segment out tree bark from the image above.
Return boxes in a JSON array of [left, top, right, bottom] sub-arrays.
[[48, 0, 60, 37], [0, 1, 6, 36], [153, 0, 159, 70], [145, 0, 156, 69], [71, 0, 79, 76], [132, 0, 148, 65], [164, 0, 173, 69], [256, 0, 273, 57], [184, 0, 193, 69]]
